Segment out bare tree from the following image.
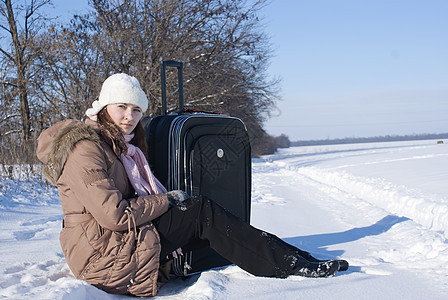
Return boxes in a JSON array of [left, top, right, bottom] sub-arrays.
[[83, 0, 278, 117], [34, 0, 279, 155], [0, 0, 50, 141], [32, 23, 104, 123]]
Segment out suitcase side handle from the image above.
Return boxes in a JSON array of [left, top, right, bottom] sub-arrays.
[[161, 60, 184, 115]]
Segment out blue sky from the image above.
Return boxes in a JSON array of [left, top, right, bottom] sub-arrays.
[[49, 0, 448, 140], [262, 0, 448, 140]]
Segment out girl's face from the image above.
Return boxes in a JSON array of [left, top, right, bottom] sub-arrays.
[[106, 103, 143, 135]]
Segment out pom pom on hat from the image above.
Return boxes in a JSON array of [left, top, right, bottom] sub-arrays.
[[86, 73, 148, 120]]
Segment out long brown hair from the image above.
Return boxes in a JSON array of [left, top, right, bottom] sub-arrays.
[[97, 108, 148, 158]]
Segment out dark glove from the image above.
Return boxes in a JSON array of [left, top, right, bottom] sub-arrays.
[[166, 190, 190, 208]]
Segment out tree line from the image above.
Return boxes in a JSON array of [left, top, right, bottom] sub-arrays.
[[291, 133, 448, 147], [0, 0, 280, 166]]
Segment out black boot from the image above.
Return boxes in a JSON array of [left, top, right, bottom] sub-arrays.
[[297, 250, 349, 272], [309, 257, 349, 272], [291, 259, 340, 278], [337, 259, 349, 271]]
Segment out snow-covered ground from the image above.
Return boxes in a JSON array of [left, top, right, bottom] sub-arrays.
[[1, 139, 447, 299]]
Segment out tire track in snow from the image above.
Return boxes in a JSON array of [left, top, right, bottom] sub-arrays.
[[261, 156, 448, 291], [295, 166, 448, 239]]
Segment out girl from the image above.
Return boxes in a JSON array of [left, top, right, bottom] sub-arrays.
[[36, 73, 348, 297]]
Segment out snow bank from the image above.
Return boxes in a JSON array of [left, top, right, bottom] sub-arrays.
[[266, 140, 448, 239], [297, 167, 448, 238], [1, 140, 448, 299]]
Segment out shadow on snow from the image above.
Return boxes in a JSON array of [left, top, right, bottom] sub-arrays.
[[284, 214, 409, 262]]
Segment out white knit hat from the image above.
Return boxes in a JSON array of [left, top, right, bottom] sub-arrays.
[[86, 73, 148, 120]]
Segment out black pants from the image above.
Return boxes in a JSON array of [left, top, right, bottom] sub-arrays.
[[152, 195, 311, 278]]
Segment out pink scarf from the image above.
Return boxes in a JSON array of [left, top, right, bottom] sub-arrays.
[[121, 134, 167, 196]]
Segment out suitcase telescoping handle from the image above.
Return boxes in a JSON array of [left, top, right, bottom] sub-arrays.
[[161, 60, 184, 115]]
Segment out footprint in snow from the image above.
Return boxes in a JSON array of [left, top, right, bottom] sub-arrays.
[[1, 259, 71, 292], [13, 228, 46, 240], [13, 217, 61, 240], [20, 216, 60, 227]]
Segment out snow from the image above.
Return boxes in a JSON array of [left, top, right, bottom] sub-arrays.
[[1, 139, 448, 299]]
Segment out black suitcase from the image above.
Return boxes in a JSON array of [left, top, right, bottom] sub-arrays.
[[142, 60, 251, 276]]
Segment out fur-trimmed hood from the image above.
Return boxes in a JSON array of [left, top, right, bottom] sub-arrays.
[[36, 119, 100, 185]]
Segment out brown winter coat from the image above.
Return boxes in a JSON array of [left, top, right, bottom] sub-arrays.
[[36, 119, 170, 296]]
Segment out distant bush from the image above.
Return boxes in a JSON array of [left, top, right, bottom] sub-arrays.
[[274, 134, 291, 149]]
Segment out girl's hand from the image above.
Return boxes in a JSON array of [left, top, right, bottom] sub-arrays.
[[166, 190, 190, 208]]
